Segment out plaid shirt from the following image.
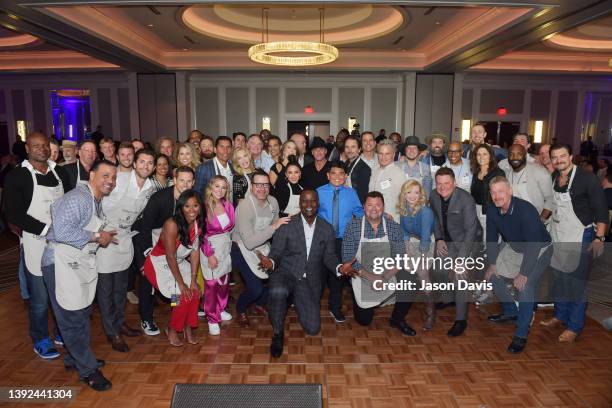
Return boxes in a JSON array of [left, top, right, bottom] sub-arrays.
[[42, 184, 99, 266], [341, 216, 404, 271]]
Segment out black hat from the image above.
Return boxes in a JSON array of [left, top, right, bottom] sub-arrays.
[[310, 136, 328, 151], [404, 135, 426, 150]]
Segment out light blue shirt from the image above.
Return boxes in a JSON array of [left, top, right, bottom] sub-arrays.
[[317, 183, 364, 239], [253, 151, 275, 173]]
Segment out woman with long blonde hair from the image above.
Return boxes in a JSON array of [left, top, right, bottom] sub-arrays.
[[199, 175, 235, 336], [173, 142, 200, 170], [231, 147, 255, 206], [269, 140, 297, 186], [397, 179, 436, 330]]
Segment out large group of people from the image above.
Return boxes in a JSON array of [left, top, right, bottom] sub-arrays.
[[1, 123, 610, 392]]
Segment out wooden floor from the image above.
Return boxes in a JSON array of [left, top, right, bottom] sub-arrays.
[[1, 283, 611, 408]]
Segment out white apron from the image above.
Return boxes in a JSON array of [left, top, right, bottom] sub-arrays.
[[200, 231, 232, 280], [346, 157, 362, 188], [22, 161, 64, 276], [509, 167, 531, 205], [76, 162, 88, 186], [150, 223, 200, 298], [496, 242, 552, 279], [53, 187, 105, 311], [450, 163, 471, 192], [550, 169, 584, 273], [352, 218, 396, 309], [284, 183, 302, 216], [97, 173, 153, 273], [403, 161, 424, 186], [236, 195, 272, 279]]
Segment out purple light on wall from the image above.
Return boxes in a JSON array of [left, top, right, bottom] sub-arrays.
[[50, 90, 92, 142]]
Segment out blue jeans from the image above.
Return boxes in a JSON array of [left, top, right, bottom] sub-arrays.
[[18, 246, 30, 300], [232, 243, 267, 314], [23, 247, 57, 344], [491, 245, 553, 339], [42, 264, 98, 378], [551, 227, 593, 334]]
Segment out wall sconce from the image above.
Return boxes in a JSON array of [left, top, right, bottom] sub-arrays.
[[262, 117, 271, 131], [534, 120, 544, 143], [461, 119, 471, 142]]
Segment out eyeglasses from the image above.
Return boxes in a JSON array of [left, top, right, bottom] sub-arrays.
[[448, 150, 462, 154], [253, 183, 270, 189]]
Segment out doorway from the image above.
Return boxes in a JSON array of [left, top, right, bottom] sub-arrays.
[[287, 121, 330, 145], [482, 121, 520, 149]]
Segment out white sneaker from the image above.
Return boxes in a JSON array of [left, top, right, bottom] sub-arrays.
[[221, 311, 233, 321], [208, 323, 220, 335], [198, 310, 206, 318]]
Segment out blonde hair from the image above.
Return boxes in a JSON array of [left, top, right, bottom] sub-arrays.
[[280, 140, 298, 163], [173, 142, 200, 169], [397, 179, 427, 217], [232, 147, 255, 176], [204, 175, 230, 220]]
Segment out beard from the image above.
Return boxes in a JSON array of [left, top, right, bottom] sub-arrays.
[[510, 159, 525, 170], [201, 151, 214, 160]]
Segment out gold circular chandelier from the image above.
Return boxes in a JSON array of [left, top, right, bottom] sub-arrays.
[[248, 7, 338, 67], [248, 41, 338, 66]]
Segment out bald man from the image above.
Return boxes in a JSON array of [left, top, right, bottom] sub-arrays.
[[447, 141, 472, 192], [3, 132, 71, 359]]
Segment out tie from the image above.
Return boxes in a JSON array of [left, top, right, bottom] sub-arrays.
[[332, 188, 340, 235]]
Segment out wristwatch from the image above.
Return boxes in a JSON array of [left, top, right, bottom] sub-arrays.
[[94, 232, 101, 242], [594, 235, 606, 242]]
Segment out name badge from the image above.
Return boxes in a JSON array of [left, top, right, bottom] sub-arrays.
[[380, 179, 391, 190], [461, 175, 470, 185], [560, 192, 571, 202]]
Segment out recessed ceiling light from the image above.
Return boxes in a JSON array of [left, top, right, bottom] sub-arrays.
[[146, 24, 154, 28], [182, 48, 189, 51], [435, 21, 441, 25]]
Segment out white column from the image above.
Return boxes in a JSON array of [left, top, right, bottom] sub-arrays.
[[218, 86, 226, 136], [403, 72, 416, 136], [278, 86, 286, 139], [331, 86, 339, 138], [364, 86, 372, 131], [451, 73, 464, 141]]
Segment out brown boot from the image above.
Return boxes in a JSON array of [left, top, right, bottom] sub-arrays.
[[423, 295, 436, 331]]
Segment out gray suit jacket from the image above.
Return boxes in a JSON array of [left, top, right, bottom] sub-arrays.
[[430, 187, 481, 259], [269, 215, 339, 294]]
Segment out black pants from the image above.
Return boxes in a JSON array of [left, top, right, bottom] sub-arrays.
[[97, 269, 128, 336], [351, 269, 413, 326], [326, 238, 348, 313]]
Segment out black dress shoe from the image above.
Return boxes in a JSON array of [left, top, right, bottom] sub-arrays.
[[447, 320, 467, 337], [270, 333, 284, 358], [330, 309, 346, 323], [82, 369, 112, 392], [390, 319, 416, 336], [507, 336, 527, 353], [488, 314, 518, 323], [65, 359, 105, 372], [107, 335, 129, 352], [436, 302, 455, 310]]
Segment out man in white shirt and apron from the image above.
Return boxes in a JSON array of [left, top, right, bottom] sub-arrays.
[[2, 132, 71, 359], [502, 144, 553, 222], [369, 139, 407, 222], [41, 160, 118, 391], [540, 143, 608, 343], [97, 149, 155, 352]]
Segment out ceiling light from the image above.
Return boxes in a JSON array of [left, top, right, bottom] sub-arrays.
[[248, 7, 338, 67], [146, 24, 154, 28]]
